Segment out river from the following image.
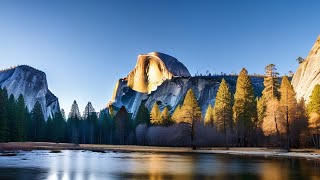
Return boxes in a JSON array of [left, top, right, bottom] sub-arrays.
[[0, 150, 319, 179]]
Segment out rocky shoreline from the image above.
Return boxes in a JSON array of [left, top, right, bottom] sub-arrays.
[[1, 142, 320, 160]]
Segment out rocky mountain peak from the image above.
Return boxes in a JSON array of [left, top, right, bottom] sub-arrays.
[[0, 65, 60, 119], [126, 52, 190, 94]]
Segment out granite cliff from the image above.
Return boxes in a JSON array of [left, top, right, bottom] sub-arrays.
[[110, 52, 264, 118], [292, 35, 320, 102], [0, 65, 60, 119]]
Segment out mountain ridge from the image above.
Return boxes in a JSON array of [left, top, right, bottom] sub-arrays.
[[0, 65, 60, 119]]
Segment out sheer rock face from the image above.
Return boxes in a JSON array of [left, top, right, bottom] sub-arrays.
[[292, 35, 320, 102], [127, 52, 190, 93], [111, 74, 264, 118], [0, 65, 60, 119]]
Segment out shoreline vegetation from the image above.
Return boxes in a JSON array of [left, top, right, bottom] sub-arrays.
[[1, 142, 320, 160]]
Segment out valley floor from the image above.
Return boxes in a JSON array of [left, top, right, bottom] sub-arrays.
[[1, 142, 320, 160]]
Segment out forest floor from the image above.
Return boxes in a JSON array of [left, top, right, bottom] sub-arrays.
[[1, 142, 320, 159]]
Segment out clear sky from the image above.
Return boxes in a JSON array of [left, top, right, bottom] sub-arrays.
[[0, 0, 319, 114]]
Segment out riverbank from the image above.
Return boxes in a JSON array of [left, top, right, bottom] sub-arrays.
[[1, 142, 320, 160]]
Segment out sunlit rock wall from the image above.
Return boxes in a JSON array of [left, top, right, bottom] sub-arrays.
[[127, 52, 190, 93], [292, 35, 320, 102]]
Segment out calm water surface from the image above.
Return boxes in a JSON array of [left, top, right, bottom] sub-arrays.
[[0, 150, 319, 180]]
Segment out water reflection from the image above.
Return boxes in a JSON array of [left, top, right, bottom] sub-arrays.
[[0, 150, 319, 180]]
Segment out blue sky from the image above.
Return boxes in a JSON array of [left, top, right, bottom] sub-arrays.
[[0, 0, 319, 113]]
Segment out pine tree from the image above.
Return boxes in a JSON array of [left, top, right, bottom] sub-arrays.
[[233, 68, 256, 146], [180, 89, 202, 148], [262, 98, 281, 137], [16, 94, 26, 141], [46, 116, 54, 142], [307, 84, 320, 114], [263, 62, 278, 93], [291, 98, 308, 148], [256, 97, 266, 128], [261, 64, 280, 140], [135, 102, 150, 125], [114, 106, 130, 144], [161, 106, 172, 126], [68, 100, 81, 119], [67, 100, 81, 144], [279, 76, 297, 150], [180, 89, 202, 124], [52, 111, 66, 143], [0, 88, 9, 142], [7, 94, 17, 141], [32, 101, 46, 141], [262, 64, 279, 107], [204, 105, 214, 126], [25, 107, 33, 141], [150, 103, 161, 125], [213, 79, 233, 133], [307, 84, 320, 149], [83, 102, 97, 144], [172, 104, 182, 123]]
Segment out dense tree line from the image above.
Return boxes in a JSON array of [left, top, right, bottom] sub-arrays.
[[1, 64, 320, 150]]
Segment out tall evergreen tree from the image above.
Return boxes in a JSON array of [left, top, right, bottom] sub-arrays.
[[213, 79, 233, 133], [52, 111, 66, 143], [233, 68, 256, 146], [172, 104, 182, 123], [83, 102, 97, 144], [307, 84, 320, 149], [256, 97, 266, 129], [16, 94, 26, 141], [0, 88, 9, 142], [291, 98, 308, 148], [67, 100, 81, 144], [114, 106, 130, 144], [150, 103, 161, 125], [263, 64, 280, 100], [180, 89, 202, 148], [161, 106, 172, 126], [261, 64, 280, 141], [135, 101, 150, 125], [180, 89, 202, 124], [204, 104, 214, 126], [307, 84, 320, 114], [32, 101, 46, 141], [25, 107, 33, 141], [7, 94, 17, 141], [68, 100, 81, 119], [213, 79, 233, 148], [46, 116, 54, 142], [279, 76, 297, 150]]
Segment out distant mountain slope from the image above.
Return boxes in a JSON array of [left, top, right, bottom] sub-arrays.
[[0, 65, 60, 119]]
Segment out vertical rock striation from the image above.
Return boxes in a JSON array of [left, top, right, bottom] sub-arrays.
[[0, 65, 60, 119], [292, 35, 320, 102], [109, 52, 264, 118]]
